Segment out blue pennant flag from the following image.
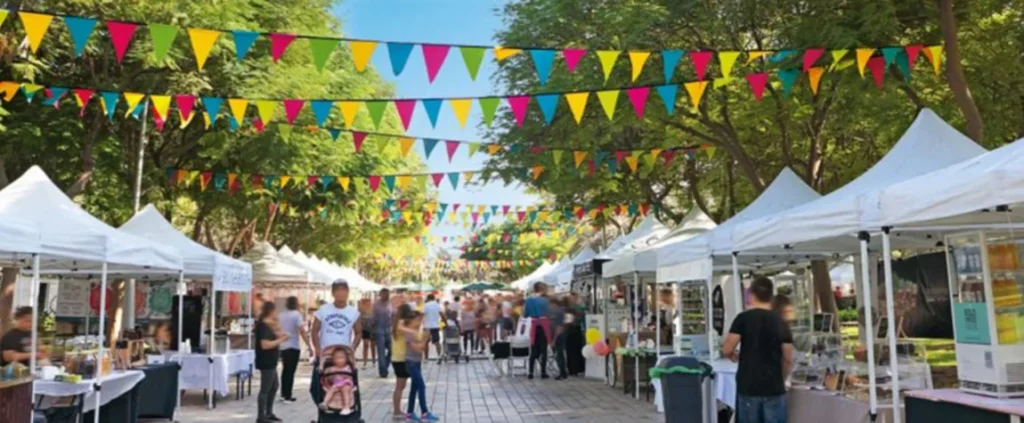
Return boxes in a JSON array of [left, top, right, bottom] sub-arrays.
[[384, 175, 397, 192], [777, 69, 800, 96], [310, 100, 333, 127], [662, 49, 685, 83], [422, 99, 443, 127], [770, 49, 797, 63], [201, 96, 223, 125], [64, 17, 97, 57], [327, 128, 342, 141], [447, 172, 459, 189], [880, 47, 901, 67], [656, 85, 678, 115], [100, 91, 120, 120], [529, 49, 556, 86], [422, 138, 439, 158], [320, 176, 335, 193], [535, 94, 559, 124], [387, 42, 414, 76], [232, 31, 259, 60]]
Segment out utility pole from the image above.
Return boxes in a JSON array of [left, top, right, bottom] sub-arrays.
[[126, 99, 149, 330]]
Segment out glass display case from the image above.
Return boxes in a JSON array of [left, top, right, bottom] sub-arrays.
[[946, 231, 1024, 397], [675, 280, 710, 358]]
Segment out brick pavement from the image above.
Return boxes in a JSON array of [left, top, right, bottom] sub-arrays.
[[164, 356, 662, 423]]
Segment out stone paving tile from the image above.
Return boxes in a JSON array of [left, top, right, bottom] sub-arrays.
[[160, 355, 662, 423]]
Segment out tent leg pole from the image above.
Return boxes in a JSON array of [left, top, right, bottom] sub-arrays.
[[655, 280, 660, 360], [175, 271, 184, 421], [674, 282, 682, 356], [731, 253, 742, 315], [209, 289, 215, 410], [858, 233, 878, 420], [882, 230, 902, 423], [30, 254, 40, 373], [633, 272, 640, 400], [706, 269, 715, 361], [95, 262, 108, 423]]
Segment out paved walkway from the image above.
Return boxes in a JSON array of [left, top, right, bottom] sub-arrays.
[[167, 356, 661, 423]]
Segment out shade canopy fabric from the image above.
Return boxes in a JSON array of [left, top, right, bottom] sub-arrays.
[[511, 262, 555, 291], [554, 247, 598, 292], [0, 166, 182, 273], [0, 213, 43, 265], [120, 205, 252, 291], [731, 108, 987, 255], [278, 246, 334, 284], [242, 242, 309, 284], [655, 168, 820, 282], [603, 208, 716, 278]]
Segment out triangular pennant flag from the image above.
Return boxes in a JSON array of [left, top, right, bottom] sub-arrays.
[[662, 49, 684, 83], [777, 69, 800, 96], [880, 47, 900, 67], [493, 46, 522, 61], [552, 150, 564, 165], [487, 144, 503, 155], [564, 92, 589, 124], [563, 48, 586, 72], [628, 51, 651, 81], [829, 49, 849, 69], [626, 87, 650, 119], [279, 175, 292, 189], [573, 151, 588, 168], [270, 33, 297, 62], [352, 131, 368, 152], [535, 94, 559, 124], [447, 172, 460, 189], [19, 12, 54, 54], [231, 30, 258, 61], [532, 165, 544, 180], [310, 100, 333, 127], [808, 67, 825, 95], [689, 51, 713, 80], [394, 100, 417, 130], [855, 48, 875, 77], [175, 95, 196, 123], [422, 99, 443, 128], [106, 21, 139, 63], [467, 143, 481, 157], [530, 49, 556, 85], [596, 50, 620, 82], [746, 73, 769, 101], [100, 91, 120, 120], [445, 141, 460, 162], [683, 81, 709, 109], [383, 175, 396, 192], [64, 16, 97, 57], [746, 50, 770, 64], [327, 128, 341, 141], [803, 48, 825, 71], [283, 99, 304, 124], [365, 101, 388, 128], [625, 153, 640, 172], [149, 95, 172, 121], [399, 137, 415, 156], [386, 42, 414, 75], [656, 84, 678, 115], [479, 97, 500, 127], [905, 44, 924, 67], [596, 90, 619, 120], [309, 38, 340, 72], [349, 41, 377, 71], [770, 49, 797, 63], [123, 92, 145, 117], [704, 145, 717, 159], [367, 176, 382, 192], [614, 151, 629, 165], [895, 51, 912, 82], [422, 138, 439, 158], [422, 44, 451, 83], [278, 124, 293, 141], [507, 96, 531, 127], [69, 88, 91, 111], [448, 99, 472, 128], [923, 45, 943, 76], [866, 56, 886, 88], [228, 98, 248, 125], [338, 176, 351, 192], [0, 11, 8, 30], [396, 175, 412, 190], [338, 101, 361, 128], [255, 100, 277, 125], [148, 23, 178, 62], [718, 51, 740, 79], [189, 29, 221, 70], [459, 46, 486, 80]]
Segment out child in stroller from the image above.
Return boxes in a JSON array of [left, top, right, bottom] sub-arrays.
[[440, 310, 462, 364], [320, 348, 357, 415]]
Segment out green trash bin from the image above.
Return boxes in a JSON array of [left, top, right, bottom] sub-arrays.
[[650, 357, 713, 423]]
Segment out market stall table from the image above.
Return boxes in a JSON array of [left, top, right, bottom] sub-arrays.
[[35, 370, 146, 422], [905, 389, 1024, 423], [164, 350, 254, 405], [789, 388, 896, 423]]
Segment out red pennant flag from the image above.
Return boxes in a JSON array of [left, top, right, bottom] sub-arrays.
[[803, 48, 825, 71], [452, 204, 461, 213], [367, 175, 382, 192], [229, 174, 241, 193], [307, 175, 318, 187], [866, 56, 886, 88], [251, 174, 263, 188], [421, 44, 451, 83], [399, 200, 409, 209], [517, 211, 526, 222], [563, 48, 586, 72], [445, 141, 460, 162], [614, 150, 629, 164], [175, 95, 196, 122], [641, 203, 651, 215], [689, 51, 713, 80], [352, 131, 367, 152], [106, 21, 139, 63], [268, 203, 278, 215], [501, 205, 511, 215], [662, 150, 677, 166], [283, 99, 304, 124], [575, 208, 586, 220], [529, 146, 546, 155], [151, 105, 166, 131], [471, 213, 480, 224], [252, 117, 265, 133], [587, 160, 596, 177], [270, 33, 297, 62], [73, 89, 94, 117], [431, 173, 444, 187], [502, 233, 511, 242], [905, 44, 924, 66], [382, 210, 391, 220], [200, 171, 213, 190], [746, 73, 769, 101], [394, 100, 416, 130]]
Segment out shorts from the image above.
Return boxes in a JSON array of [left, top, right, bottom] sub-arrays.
[[429, 328, 440, 343], [392, 361, 410, 378], [362, 330, 371, 340]]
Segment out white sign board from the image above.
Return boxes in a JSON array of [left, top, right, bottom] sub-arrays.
[[213, 259, 252, 293], [55, 280, 91, 318]]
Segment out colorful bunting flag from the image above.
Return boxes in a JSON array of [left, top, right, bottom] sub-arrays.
[[19, 12, 53, 54], [106, 21, 138, 63], [349, 41, 377, 71], [746, 73, 768, 101], [564, 92, 589, 123], [655, 84, 678, 115], [689, 51, 712, 80], [626, 87, 649, 119], [596, 90, 619, 120], [596, 50, 620, 83], [683, 81, 708, 109], [422, 44, 450, 83], [628, 51, 651, 81], [459, 46, 486, 80], [64, 16, 97, 57], [507, 95, 531, 127], [563, 48, 586, 72], [394, 100, 417, 130], [386, 42, 414, 75], [309, 38, 341, 71], [270, 33, 297, 62], [530, 49, 556, 85], [535, 94, 559, 124], [189, 29, 221, 70], [855, 48, 875, 77], [479, 97, 500, 127]]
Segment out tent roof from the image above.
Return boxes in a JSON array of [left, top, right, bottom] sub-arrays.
[[242, 242, 309, 284], [544, 249, 594, 284], [604, 208, 716, 278], [0, 166, 182, 273], [511, 262, 555, 290], [555, 247, 598, 286], [0, 213, 42, 264], [595, 216, 670, 261], [731, 109, 987, 255], [120, 205, 251, 285], [277, 245, 334, 283]]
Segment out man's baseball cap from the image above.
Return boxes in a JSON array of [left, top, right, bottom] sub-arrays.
[[331, 279, 350, 290]]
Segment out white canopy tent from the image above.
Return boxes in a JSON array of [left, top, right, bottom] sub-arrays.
[[119, 204, 252, 410], [511, 261, 555, 291], [553, 248, 597, 292], [278, 245, 335, 283], [729, 109, 988, 423], [595, 215, 672, 266], [242, 242, 309, 284], [603, 208, 716, 279]]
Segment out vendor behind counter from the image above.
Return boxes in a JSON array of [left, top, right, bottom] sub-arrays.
[[1, 307, 45, 367]]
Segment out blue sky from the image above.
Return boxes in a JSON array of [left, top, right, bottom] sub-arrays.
[[334, 0, 537, 255]]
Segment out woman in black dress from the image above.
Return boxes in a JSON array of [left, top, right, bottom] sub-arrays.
[[255, 301, 289, 423]]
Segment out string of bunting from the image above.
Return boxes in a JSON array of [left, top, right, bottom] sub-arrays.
[[9, 10, 942, 86], [366, 255, 552, 271]]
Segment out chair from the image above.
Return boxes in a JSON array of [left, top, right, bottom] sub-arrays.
[[490, 324, 512, 377], [508, 318, 532, 377]]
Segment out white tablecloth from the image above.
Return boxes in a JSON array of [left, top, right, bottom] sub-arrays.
[[34, 370, 146, 412], [164, 350, 254, 397]]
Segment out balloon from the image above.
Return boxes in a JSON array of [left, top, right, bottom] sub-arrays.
[[582, 345, 596, 359], [594, 341, 610, 356], [585, 327, 602, 345]]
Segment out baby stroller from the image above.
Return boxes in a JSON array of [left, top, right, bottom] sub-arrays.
[[440, 318, 463, 364], [315, 352, 364, 423]]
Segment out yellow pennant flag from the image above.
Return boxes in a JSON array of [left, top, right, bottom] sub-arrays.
[[186, 170, 200, 186], [255, 100, 277, 124], [188, 29, 221, 71], [202, 112, 211, 129], [683, 81, 709, 110], [279, 175, 292, 188], [0, 82, 19, 102], [923, 45, 943, 76], [463, 171, 475, 184], [808, 67, 825, 95], [337, 101, 361, 128], [596, 50, 620, 83], [228, 99, 249, 125], [487, 144, 502, 155], [596, 90, 619, 120], [718, 51, 741, 79], [625, 152, 640, 172], [704, 144, 717, 159], [627, 51, 650, 82], [573, 151, 588, 168], [855, 48, 875, 77], [538, 210, 550, 222], [349, 41, 377, 71], [399, 137, 415, 156], [494, 46, 522, 61], [830, 49, 849, 70], [532, 165, 544, 180], [449, 99, 472, 128], [18, 12, 53, 54], [648, 148, 664, 167], [746, 51, 770, 64], [122, 92, 146, 118], [397, 175, 412, 190], [476, 205, 486, 214], [338, 176, 351, 192], [564, 92, 589, 124]]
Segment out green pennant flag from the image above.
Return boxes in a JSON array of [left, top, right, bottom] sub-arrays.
[[148, 24, 178, 62], [365, 101, 388, 129], [552, 150, 564, 165], [460, 46, 486, 80], [468, 143, 481, 157], [479, 97, 500, 127], [309, 38, 341, 72], [278, 123, 293, 141]]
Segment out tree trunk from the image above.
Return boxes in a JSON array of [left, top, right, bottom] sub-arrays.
[[937, 0, 984, 143], [810, 260, 839, 331], [65, 114, 105, 197], [0, 156, 9, 189], [0, 267, 18, 330]]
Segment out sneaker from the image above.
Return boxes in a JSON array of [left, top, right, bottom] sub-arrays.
[[421, 412, 440, 421], [406, 413, 422, 421], [281, 397, 297, 403], [393, 412, 407, 420], [541, 374, 550, 379], [267, 416, 283, 422], [528, 374, 534, 380]]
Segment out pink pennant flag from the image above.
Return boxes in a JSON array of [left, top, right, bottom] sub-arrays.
[[352, 131, 368, 152], [106, 21, 139, 63], [307, 175, 318, 187], [507, 95, 531, 127], [252, 117, 265, 133], [431, 173, 444, 187], [803, 48, 825, 71], [452, 203, 461, 213], [866, 56, 886, 88], [394, 100, 417, 130], [151, 104, 166, 132], [563, 49, 586, 72], [517, 211, 526, 223], [614, 150, 629, 164], [73, 89, 94, 117], [689, 51, 713, 80], [367, 176, 382, 192], [905, 44, 924, 65], [175, 95, 196, 122], [746, 73, 769, 101], [626, 87, 650, 118], [270, 33, 297, 63], [529, 146, 545, 155], [283, 99, 304, 124], [501, 205, 511, 215], [445, 141, 460, 162], [471, 213, 480, 224], [421, 44, 451, 83]]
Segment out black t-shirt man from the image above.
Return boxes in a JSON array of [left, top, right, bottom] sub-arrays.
[[728, 308, 794, 396], [0, 328, 31, 366], [255, 320, 280, 370]]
